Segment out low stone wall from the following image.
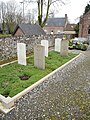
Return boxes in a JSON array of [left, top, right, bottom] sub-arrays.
[[0, 53, 85, 120], [0, 35, 55, 61]]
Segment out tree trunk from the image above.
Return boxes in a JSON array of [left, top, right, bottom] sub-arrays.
[[38, 0, 50, 28], [41, 0, 50, 27]]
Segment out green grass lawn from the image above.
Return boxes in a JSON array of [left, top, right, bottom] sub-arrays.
[[0, 51, 77, 97]]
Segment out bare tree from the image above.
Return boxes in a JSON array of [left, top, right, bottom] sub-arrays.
[[38, 0, 67, 27], [0, 0, 24, 34], [31, 8, 37, 23], [5, 1, 17, 33], [5, 0, 24, 34], [27, 0, 67, 27], [15, 12, 23, 24], [0, 1, 6, 33], [26, 10, 31, 23]]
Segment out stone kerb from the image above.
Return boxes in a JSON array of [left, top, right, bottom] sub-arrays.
[[0, 95, 14, 109], [41, 40, 48, 57], [17, 43, 27, 65], [0, 94, 14, 113], [55, 38, 62, 52], [34, 44, 45, 69], [60, 40, 69, 56]]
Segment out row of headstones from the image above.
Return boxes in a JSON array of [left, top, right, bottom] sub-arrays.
[[17, 39, 68, 69]]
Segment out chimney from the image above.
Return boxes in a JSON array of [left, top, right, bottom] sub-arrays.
[[65, 14, 67, 19], [64, 14, 68, 28]]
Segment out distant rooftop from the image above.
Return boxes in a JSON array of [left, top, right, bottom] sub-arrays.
[[13, 23, 46, 36], [45, 17, 66, 27]]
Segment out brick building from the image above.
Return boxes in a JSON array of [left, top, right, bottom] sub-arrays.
[[79, 10, 90, 38], [43, 14, 68, 34], [64, 24, 76, 34]]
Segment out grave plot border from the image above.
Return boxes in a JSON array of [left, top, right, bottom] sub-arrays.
[[0, 53, 82, 114]]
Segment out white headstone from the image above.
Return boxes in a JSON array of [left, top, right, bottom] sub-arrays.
[[55, 38, 62, 52], [17, 43, 26, 65], [41, 40, 48, 57]]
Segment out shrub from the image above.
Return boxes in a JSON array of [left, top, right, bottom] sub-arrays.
[[69, 45, 74, 49], [83, 40, 89, 45], [76, 42, 82, 50], [72, 44, 76, 49], [81, 44, 88, 51], [69, 38, 89, 51], [69, 39, 73, 46]]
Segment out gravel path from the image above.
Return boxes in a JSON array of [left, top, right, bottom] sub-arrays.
[[0, 50, 90, 120]]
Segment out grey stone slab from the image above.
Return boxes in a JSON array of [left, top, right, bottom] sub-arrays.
[[34, 44, 45, 69], [60, 40, 68, 56]]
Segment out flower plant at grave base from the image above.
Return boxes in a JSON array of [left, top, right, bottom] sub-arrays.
[[0, 51, 77, 97]]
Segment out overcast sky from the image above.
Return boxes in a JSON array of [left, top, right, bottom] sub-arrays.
[[1, 0, 90, 23], [58, 0, 90, 23]]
